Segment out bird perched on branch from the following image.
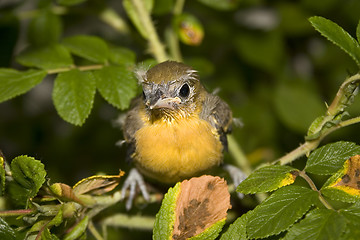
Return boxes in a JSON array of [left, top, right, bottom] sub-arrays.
[[121, 61, 242, 209]]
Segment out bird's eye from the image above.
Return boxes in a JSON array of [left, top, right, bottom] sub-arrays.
[[179, 83, 190, 98]]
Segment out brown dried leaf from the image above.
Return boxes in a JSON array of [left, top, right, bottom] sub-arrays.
[[49, 183, 83, 204], [172, 175, 231, 240], [72, 170, 125, 195], [330, 155, 360, 194]]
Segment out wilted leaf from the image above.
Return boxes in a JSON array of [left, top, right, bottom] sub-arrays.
[[321, 155, 360, 202], [16, 44, 73, 70], [246, 186, 317, 239], [306, 142, 360, 175], [153, 175, 231, 240], [72, 170, 125, 195], [93, 66, 138, 110], [173, 13, 204, 46], [123, 0, 154, 39], [11, 156, 46, 199], [49, 183, 83, 204], [0, 68, 46, 103], [237, 165, 299, 194], [62, 35, 109, 63], [28, 9, 62, 46], [172, 176, 230, 240], [63, 216, 89, 240], [309, 16, 360, 66], [52, 69, 96, 126], [283, 209, 346, 240]]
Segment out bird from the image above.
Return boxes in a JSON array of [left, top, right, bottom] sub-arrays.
[[121, 61, 240, 209]]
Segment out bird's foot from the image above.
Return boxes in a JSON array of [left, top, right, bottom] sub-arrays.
[[121, 168, 150, 210], [223, 164, 247, 198]]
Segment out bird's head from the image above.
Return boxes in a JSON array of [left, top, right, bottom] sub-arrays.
[[135, 61, 205, 122]]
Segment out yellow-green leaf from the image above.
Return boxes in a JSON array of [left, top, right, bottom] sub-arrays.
[[237, 165, 299, 194], [321, 155, 360, 203]]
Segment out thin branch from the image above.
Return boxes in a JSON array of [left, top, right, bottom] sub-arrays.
[[46, 64, 104, 75], [298, 171, 334, 210]]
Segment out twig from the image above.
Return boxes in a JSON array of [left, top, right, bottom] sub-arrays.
[[298, 171, 334, 210]]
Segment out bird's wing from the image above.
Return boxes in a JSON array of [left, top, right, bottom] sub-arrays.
[[123, 97, 145, 162], [199, 93, 232, 150]]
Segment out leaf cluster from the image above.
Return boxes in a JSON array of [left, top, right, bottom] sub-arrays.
[[0, 154, 125, 240]]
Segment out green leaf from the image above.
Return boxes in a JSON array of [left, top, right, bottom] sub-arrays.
[[153, 183, 181, 240], [123, 0, 154, 39], [93, 66, 137, 110], [305, 141, 360, 175], [16, 44, 73, 70], [62, 35, 109, 63], [340, 202, 360, 224], [220, 211, 252, 240], [10, 156, 46, 199], [246, 186, 317, 239], [0, 68, 46, 103], [57, 0, 87, 6], [274, 81, 325, 133], [283, 209, 346, 240], [189, 219, 226, 240], [8, 181, 31, 207], [52, 69, 96, 126], [108, 47, 136, 66], [0, 217, 16, 240], [63, 216, 89, 240], [196, 0, 240, 10], [341, 224, 360, 240], [237, 165, 298, 194], [309, 16, 360, 66], [28, 9, 62, 46]]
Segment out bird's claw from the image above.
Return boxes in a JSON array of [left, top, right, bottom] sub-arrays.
[[121, 168, 150, 210], [223, 164, 247, 198]]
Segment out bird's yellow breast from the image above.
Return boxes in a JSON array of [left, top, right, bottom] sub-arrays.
[[133, 115, 223, 183]]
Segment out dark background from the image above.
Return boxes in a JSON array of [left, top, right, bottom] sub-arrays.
[[1, 0, 360, 238]]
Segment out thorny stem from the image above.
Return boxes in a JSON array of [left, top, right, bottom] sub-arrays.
[[130, 0, 168, 62], [276, 73, 360, 165], [298, 171, 334, 210]]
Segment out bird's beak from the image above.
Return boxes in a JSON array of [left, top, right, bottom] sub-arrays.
[[149, 97, 181, 110]]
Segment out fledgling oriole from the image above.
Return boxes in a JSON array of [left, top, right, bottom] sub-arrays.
[[121, 61, 236, 209]]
